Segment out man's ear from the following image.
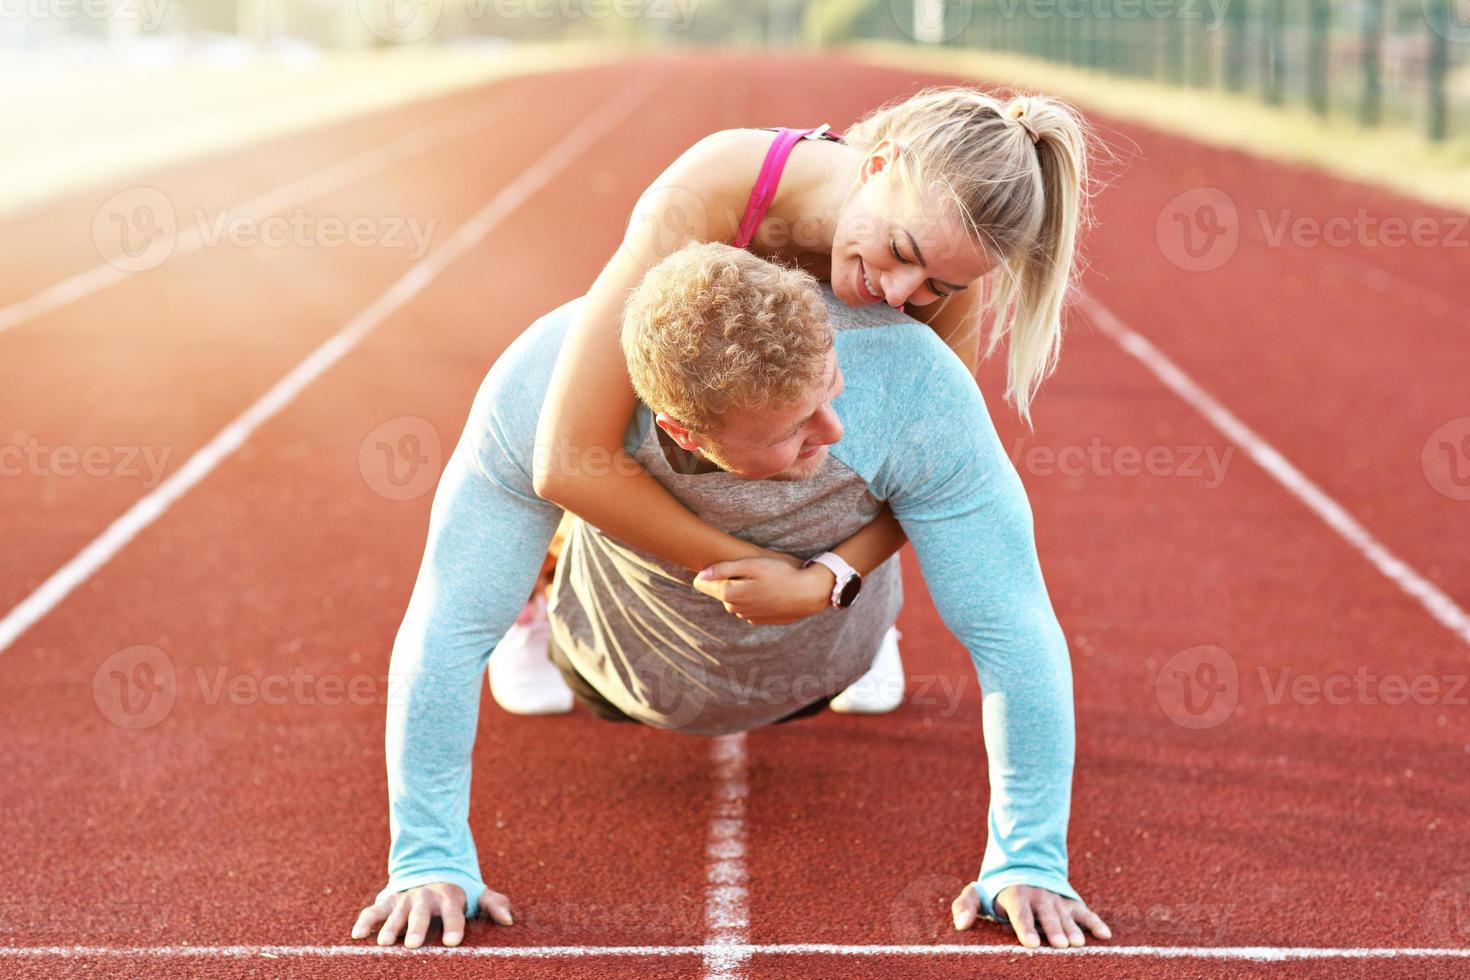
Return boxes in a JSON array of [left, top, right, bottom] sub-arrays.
[[859, 139, 902, 184], [654, 412, 702, 452]]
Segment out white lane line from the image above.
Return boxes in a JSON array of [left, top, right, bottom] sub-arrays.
[[0, 73, 657, 656], [0, 944, 1466, 960], [702, 733, 750, 980], [1079, 291, 1470, 649], [0, 98, 513, 337]]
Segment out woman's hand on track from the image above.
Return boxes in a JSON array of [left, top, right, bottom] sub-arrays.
[[352, 882, 514, 948], [951, 882, 1111, 948]]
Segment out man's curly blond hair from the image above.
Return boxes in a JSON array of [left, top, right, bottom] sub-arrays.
[[621, 242, 833, 433]]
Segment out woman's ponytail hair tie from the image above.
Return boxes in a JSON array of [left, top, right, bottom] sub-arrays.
[[1006, 100, 1041, 146]]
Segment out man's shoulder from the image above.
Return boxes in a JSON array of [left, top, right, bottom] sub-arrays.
[[822, 289, 996, 495], [820, 286, 920, 334], [824, 291, 979, 408]]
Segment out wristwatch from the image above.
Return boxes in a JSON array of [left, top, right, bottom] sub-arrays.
[[803, 551, 862, 609]]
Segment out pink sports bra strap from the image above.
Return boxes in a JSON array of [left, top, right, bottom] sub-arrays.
[[732, 125, 842, 250]]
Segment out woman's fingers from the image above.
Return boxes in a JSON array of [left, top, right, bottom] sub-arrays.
[[693, 576, 749, 602], [699, 559, 759, 580]]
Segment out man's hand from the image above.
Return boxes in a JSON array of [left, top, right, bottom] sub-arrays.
[[951, 883, 1111, 949], [693, 557, 834, 625], [352, 882, 514, 948]]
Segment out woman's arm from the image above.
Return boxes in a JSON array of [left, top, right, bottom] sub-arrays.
[[693, 502, 909, 625], [532, 134, 795, 573], [828, 503, 905, 575]]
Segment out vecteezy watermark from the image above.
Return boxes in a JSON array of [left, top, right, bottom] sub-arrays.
[[93, 645, 177, 730], [1256, 210, 1470, 251], [355, 0, 699, 43], [92, 187, 438, 273], [1423, 0, 1470, 45], [889, 874, 970, 942], [357, 0, 441, 42], [1157, 187, 1470, 272], [1156, 645, 1469, 730], [612, 652, 970, 733], [1422, 416, 1470, 502], [1009, 436, 1235, 489], [1424, 875, 1470, 944], [1, 434, 172, 488], [620, 182, 979, 274], [0, 0, 171, 30], [1093, 899, 1229, 943], [1154, 645, 1239, 729], [93, 187, 177, 274], [1156, 188, 1240, 273], [358, 416, 443, 501], [887, 0, 1234, 44], [193, 665, 403, 709], [187, 208, 436, 259], [991, 0, 1230, 28], [890, 0, 976, 43], [91, 645, 437, 729], [1257, 666, 1468, 708]]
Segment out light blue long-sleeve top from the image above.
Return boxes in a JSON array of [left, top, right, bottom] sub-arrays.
[[382, 289, 1078, 923]]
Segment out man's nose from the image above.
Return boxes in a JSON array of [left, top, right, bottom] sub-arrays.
[[814, 405, 843, 445]]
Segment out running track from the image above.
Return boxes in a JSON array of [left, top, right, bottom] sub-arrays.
[[1, 53, 1467, 979]]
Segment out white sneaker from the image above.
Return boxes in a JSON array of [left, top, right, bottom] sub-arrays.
[[830, 626, 905, 714], [488, 596, 573, 715]]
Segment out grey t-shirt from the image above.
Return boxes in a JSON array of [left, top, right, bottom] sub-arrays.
[[548, 362, 903, 734]]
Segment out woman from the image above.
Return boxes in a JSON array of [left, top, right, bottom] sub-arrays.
[[490, 86, 1091, 717]]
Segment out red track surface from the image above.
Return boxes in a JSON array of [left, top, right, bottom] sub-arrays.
[[1, 53, 1467, 979]]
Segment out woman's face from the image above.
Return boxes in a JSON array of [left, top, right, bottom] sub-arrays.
[[830, 143, 994, 311]]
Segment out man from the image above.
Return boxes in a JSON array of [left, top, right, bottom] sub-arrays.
[[353, 243, 1108, 951]]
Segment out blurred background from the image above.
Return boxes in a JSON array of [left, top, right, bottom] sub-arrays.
[[4, 1, 1467, 216]]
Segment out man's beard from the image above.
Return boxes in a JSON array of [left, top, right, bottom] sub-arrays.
[[769, 445, 830, 482], [698, 443, 829, 483]]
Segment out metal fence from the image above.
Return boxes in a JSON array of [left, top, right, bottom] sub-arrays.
[[842, 0, 1468, 142]]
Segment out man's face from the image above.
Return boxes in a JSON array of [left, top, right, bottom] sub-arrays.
[[658, 349, 845, 482]]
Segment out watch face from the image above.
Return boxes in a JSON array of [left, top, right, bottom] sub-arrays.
[[836, 574, 862, 608]]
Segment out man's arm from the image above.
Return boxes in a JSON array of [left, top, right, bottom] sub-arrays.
[[367, 315, 572, 940], [838, 325, 1095, 944], [891, 450, 1077, 912], [381, 434, 562, 910]]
